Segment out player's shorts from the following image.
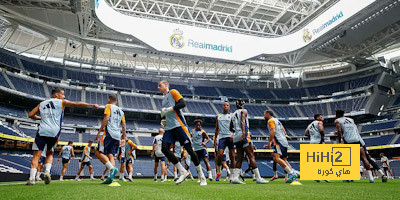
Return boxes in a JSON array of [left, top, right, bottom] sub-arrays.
[[39, 156, 46, 164], [272, 140, 288, 158], [163, 126, 191, 145], [218, 137, 235, 150], [195, 149, 209, 160], [344, 141, 362, 146], [120, 157, 126, 163], [32, 132, 58, 152], [176, 157, 182, 162], [234, 139, 250, 149], [62, 158, 70, 164], [126, 158, 134, 165], [97, 133, 119, 156], [222, 154, 227, 162], [81, 161, 91, 167], [155, 156, 166, 162]]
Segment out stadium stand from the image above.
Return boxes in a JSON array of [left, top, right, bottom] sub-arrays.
[[0, 72, 10, 88], [21, 60, 63, 79], [193, 86, 220, 97], [185, 101, 216, 115], [7, 75, 46, 98], [85, 91, 109, 105], [361, 120, 399, 132], [269, 105, 300, 118], [120, 95, 153, 110], [104, 75, 133, 89]]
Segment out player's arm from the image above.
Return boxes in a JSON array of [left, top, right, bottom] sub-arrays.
[[318, 121, 325, 143], [305, 128, 309, 137], [71, 147, 75, 158], [202, 131, 210, 146], [267, 119, 275, 149], [151, 138, 156, 158], [84, 146, 92, 160], [214, 118, 219, 147], [334, 119, 343, 143], [129, 141, 138, 156], [28, 104, 41, 120], [121, 114, 127, 141], [57, 149, 62, 162], [240, 109, 247, 140], [62, 100, 98, 109]]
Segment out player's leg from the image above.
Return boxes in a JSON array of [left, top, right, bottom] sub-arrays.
[[101, 168, 108, 180], [161, 160, 167, 182], [154, 160, 159, 181], [127, 160, 134, 181], [231, 145, 245, 184], [42, 142, 56, 184], [360, 147, 374, 183], [60, 162, 68, 181], [216, 148, 225, 174], [75, 161, 85, 181], [203, 156, 213, 181], [27, 150, 42, 185], [271, 161, 279, 181], [89, 163, 95, 180], [243, 145, 267, 183], [36, 160, 44, 181], [119, 160, 126, 181]]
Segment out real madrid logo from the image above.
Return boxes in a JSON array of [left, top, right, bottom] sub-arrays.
[[303, 29, 312, 43], [170, 29, 184, 49]]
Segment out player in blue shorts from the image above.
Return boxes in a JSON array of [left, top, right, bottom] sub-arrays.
[[152, 128, 167, 182], [95, 94, 126, 184], [265, 110, 298, 184], [120, 137, 137, 182], [213, 135, 231, 181], [75, 140, 95, 181], [26, 88, 98, 185], [192, 119, 212, 181], [57, 141, 74, 181], [214, 102, 235, 181], [230, 99, 268, 184], [158, 80, 206, 185]]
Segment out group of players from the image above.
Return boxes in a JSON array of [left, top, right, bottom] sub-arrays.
[[25, 80, 393, 186]]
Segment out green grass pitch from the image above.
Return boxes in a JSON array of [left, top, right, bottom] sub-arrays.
[[1, 178, 399, 200]]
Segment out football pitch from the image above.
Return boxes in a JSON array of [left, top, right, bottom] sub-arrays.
[[1, 178, 399, 200]]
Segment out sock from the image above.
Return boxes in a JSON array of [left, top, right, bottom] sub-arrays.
[[129, 173, 132, 179], [273, 171, 278, 177], [227, 169, 231, 176], [232, 168, 239, 180], [76, 175, 80, 179], [29, 168, 37, 181], [105, 161, 113, 170], [217, 165, 222, 174], [164, 175, 167, 180], [208, 171, 212, 179], [254, 168, 262, 180], [367, 170, 374, 182], [284, 166, 293, 174], [90, 174, 94, 179], [119, 173, 123, 178], [174, 171, 178, 178], [45, 163, 52, 173], [196, 165, 205, 178], [285, 173, 289, 179], [378, 169, 385, 177], [60, 176, 63, 179], [154, 174, 157, 179], [175, 163, 186, 174], [36, 172, 42, 179]]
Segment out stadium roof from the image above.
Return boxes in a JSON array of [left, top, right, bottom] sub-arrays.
[[0, 0, 399, 81]]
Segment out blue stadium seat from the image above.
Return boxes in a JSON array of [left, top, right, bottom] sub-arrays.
[[7, 75, 46, 98], [121, 95, 153, 110], [194, 86, 219, 97]]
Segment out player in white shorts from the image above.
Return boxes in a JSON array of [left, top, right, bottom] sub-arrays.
[[152, 128, 167, 182], [57, 141, 74, 181]]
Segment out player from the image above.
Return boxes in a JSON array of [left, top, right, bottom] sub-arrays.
[[124, 137, 138, 182], [269, 134, 292, 181], [192, 119, 213, 181], [158, 80, 206, 185], [305, 114, 325, 144], [152, 128, 167, 182], [230, 99, 268, 184], [214, 102, 235, 181], [117, 139, 127, 182], [75, 140, 95, 181], [305, 114, 330, 183], [213, 134, 231, 181], [173, 140, 183, 181], [334, 110, 376, 183], [57, 141, 74, 181], [35, 146, 46, 182], [380, 153, 394, 179], [94, 94, 126, 184], [264, 110, 298, 184], [26, 88, 98, 185]]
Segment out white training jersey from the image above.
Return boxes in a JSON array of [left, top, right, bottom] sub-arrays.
[[307, 120, 322, 144], [232, 109, 249, 143], [38, 98, 63, 137], [153, 135, 165, 157], [337, 117, 360, 143], [381, 156, 389, 167]]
